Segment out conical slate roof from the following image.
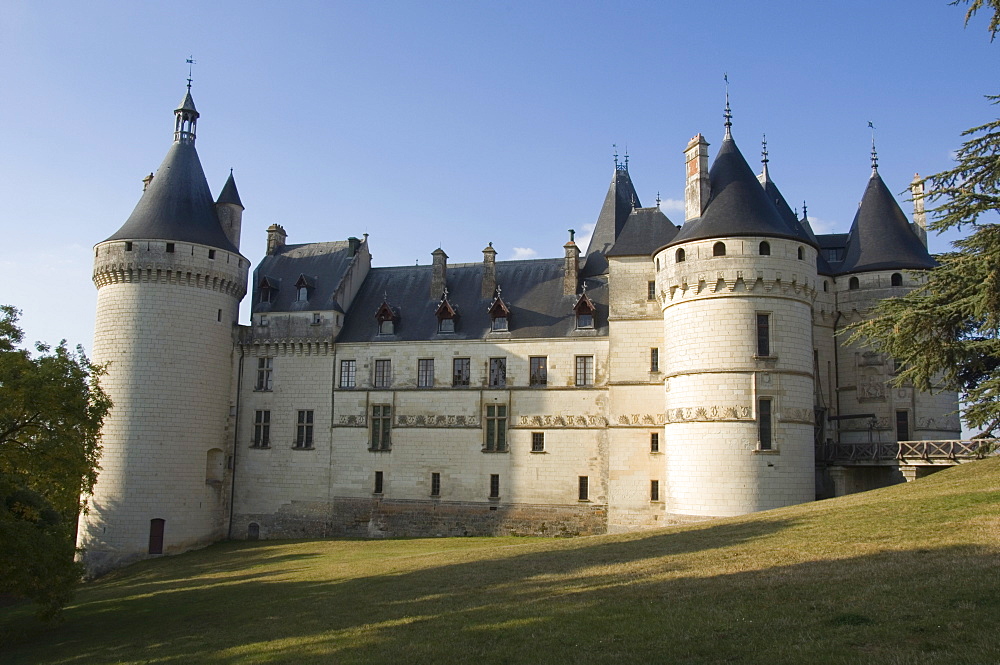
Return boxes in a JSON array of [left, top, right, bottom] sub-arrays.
[[759, 172, 829, 272], [606, 206, 678, 256], [839, 171, 936, 274], [669, 136, 811, 247], [105, 141, 239, 253], [176, 89, 198, 114], [583, 166, 640, 275], [217, 171, 244, 208]]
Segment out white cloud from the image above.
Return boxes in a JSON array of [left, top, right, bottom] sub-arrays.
[[574, 223, 597, 252], [511, 247, 538, 260], [659, 198, 685, 214], [804, 215, 843, 235]]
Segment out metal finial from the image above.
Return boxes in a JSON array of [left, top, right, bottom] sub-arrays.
[[186, 56, 196, 90], [568, 229, 575, 242], [794, 207, 799, 218], [624, 145, 629, 170], [656, 191, 661, 208], [761, 134, 769, 165], [724, 73, 732, 138], [802, 201, 808, 220], [868, 121, 878, 172], [613, 144, 618, 167]]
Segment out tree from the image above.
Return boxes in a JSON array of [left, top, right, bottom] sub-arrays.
[[952, 0, 1000, 41], [0, 306, 110, 619], [847, 96, 1000, 436]]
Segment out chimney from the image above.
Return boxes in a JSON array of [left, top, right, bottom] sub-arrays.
[[266, 224, 287, 255], [684, 134, 710, 223], [563, 229, 580, 296], [348, 236, 361, 256], [481, 243, 497, 299], [142, 172, 154, 192], [431, 247, 448, 298], [910, 173, 928, 248]]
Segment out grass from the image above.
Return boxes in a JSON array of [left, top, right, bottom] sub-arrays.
[[2, 459, 999, 664]]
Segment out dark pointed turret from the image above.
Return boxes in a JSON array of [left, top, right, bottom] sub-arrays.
[[217, 170, 243, 208], [583, 160, 641, 275], [105, 87, 239, 253], [839, 171, 936, 274]]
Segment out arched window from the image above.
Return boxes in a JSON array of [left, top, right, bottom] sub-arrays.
[[713, 242, 726, 257], [849, 276, 860, 290], [891, 273, 903, 286], [676, 248, 685, 263], [759, 241, 770, 256], [797, 247, 804, 260]]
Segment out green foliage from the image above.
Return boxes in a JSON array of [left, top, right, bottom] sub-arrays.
[[848, 96, 1000, 434], [0, 306, 110, 619], [951, 0, 1000, 40]]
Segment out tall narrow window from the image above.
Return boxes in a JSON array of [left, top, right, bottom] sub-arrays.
[[148, 519, 165, 555], [253, 410, 270, 448], [374, 471, 384, 494], [650, 432, 659, 453], [676, 248, 685, 263], [758, 398, 772, 450], [578, 476, 589, 501], [647, 281, 656, 300], [896, 410, 910, 442], [529, 356, 548, 386], [417, 359, 434, 387], [797, 247, 804, 260], [575, 356, 594, 386], [650, 480, 660, 502], [531, 432, 545, 452], [489, 357, 506, 387], [431, 472, 441, 497], [295, 410, 314, 448], [255, 357, 273, 391], [489, 474, 500, 498], [374, 359, 391, 388], [485, 404, 507, 451], [371, 405, 391, 450], [650, 348, 659, 372], [340, 360, 356, 388], [453, 358, 471, 387], [756, 313, 771, 357]]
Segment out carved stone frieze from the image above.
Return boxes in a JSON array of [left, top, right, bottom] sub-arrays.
[[516, 414, 609, 428], [663, 405, 753, 423], [395, 414, 479, 428], [779, 407, 814, 424], [337, 415, 368, 427]]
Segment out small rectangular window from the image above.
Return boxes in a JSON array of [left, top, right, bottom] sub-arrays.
[[485, 404, 508, 451], [650, 432, 659, 453], [647, 280, 656, 300], [576, 313, 594, 329], [340, 360, 356, 388], [453, 358, 470, 387], [651, 480, 660, 502], [756, 313, 771, 357], [253, 410, 270, 448], [255, 357, 273, 391], [758, 398, 772, 450], [312, 312, 321, 325], [489, 474, 500, 498], [374, 471, 384, 494], [575, 356, 594, 386], [529, 356, 548, 386], [650, 348, 659, 373], [491, 316, 508, 332], [489, 357, 506, 387], [371, 405, 392, 450], [438, 317, 455, 333], [896, 410, 910, 442], [417, 359, 434, 388], [531, 432, 544, 452], [208, 249, 216, 260], [125, 241, 133, 251], [295, 410, 314, 448], [166, 243, 175, 253], [578, 476, 589, 501], [431, 472, 441, 496], [374, 359, 391, 388]]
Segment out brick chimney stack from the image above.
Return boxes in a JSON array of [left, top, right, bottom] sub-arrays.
[[481, 243, 497, 299], [431, 248, 448, 298], [910, 173, 928, 248], [266, 224, 287, 255], [684, 134, 710, 223], [563, 229, 580, 296]]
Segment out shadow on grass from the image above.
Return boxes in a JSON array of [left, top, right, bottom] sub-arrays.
[[2, 515, 999, 665]]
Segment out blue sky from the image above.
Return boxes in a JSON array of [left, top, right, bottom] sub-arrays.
[[0, 1, 997, 352]]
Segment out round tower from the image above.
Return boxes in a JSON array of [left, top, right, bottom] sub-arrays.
[[78, 86, 249, 575], [654, 123, 818, 517]]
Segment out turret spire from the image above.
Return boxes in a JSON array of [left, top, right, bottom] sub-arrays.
[[868, 121, 878, 174], [760, 133, 769, 180], [723, 73, 732, 139], [174, 65, 199, 145]]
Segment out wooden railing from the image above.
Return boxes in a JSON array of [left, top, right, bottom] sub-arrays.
[[819, 439, 999, 464]]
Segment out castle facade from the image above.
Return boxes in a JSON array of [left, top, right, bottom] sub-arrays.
[[77, 88, 960, 575]]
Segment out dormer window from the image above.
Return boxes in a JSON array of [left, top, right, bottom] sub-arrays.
[[294, 274, 315, 303], [375, 299, 397, 336], [435, 291, 458, 333], [257, 276, 280, 304], [488, 288, 511, 332], [574, 292, 596, 330]]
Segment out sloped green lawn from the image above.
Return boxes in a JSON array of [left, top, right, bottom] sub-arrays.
[[2, 458, 999, 664]]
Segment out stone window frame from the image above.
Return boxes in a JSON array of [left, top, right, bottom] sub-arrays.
[[651, 479, 660, 502], [759, 241, 771, 256], [896, 409, 910, 442], [757, 398, 773, 451], [484, 404, 508, 452], [452, 357, 471, 387], [650, 432, 659, 453], [676, 248, 685, 263], [529, 356, 548, 387], [294, 410, 314, 449], [255, 357, 273, 392], [417, 358, 434, 388], [374, 471, 384, 495], [650, 347, 659, 373], [578, 476, 590, 502], [531, 431, 545, 453], [488, 357, 507, 388], [713, 242, 726, 257], [755, 312, 772, 359], [370, 405, 392, 451], [430, 472, 441, 497], [374, 359, 392, 388], [647, 280, 656, 300], [489, 474, 500, 499], [575, 355, 594, 387], [339, 359, 356, 388], [252, 410, 270, 448]]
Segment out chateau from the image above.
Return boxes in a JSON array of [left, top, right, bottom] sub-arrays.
[[77, 86, 960, 575]]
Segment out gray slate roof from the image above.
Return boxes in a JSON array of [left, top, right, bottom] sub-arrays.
[[217, 171, 243, 207], [606, 206, 679, 257], [338, 259, 608, 342], [583, 166, 640, 275], [839, 172, 937, 274], [253, 241, 357, 313], [177, 89, 198, 114], [105, 141, 239, 253], [760, 174, 832, 273], [668, 136, 815, 248]]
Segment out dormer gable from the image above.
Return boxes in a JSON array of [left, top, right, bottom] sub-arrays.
[[375, 298, 398, 335], [435, 289, 458, 333], [488, 287, 510, 332], [574, 291, 596, 329], [294, 274, 316, 302]]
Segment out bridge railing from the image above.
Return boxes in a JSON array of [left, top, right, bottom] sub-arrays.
[[819, 439, 999, 463]]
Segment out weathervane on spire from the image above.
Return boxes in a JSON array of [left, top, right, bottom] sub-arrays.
[[868, 121, 878, 172], [613, 144, 619, 168], [656, 191, 661, 209], [624, 145, 629, 170], [185, 56, 197, 90], [724, 73, 732, 137], [761, 133, 769, 165]]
